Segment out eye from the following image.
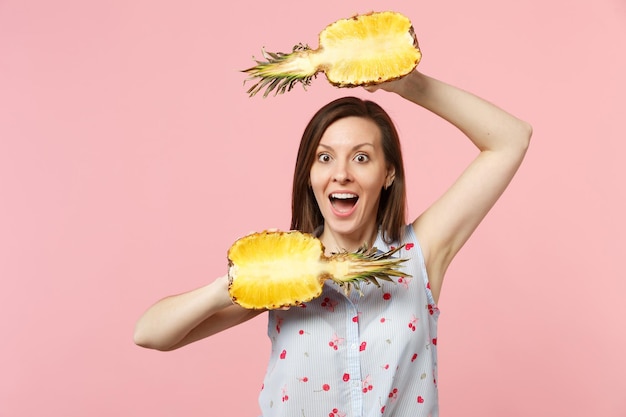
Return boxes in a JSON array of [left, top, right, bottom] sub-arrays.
[[317, 153, 332, 163], [354, 153, 369, 163]]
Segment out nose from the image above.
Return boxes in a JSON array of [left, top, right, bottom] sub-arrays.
[[332, 161, 352, 184]]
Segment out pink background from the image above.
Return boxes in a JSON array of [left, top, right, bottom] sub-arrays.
[[1, 0, 624, 416]]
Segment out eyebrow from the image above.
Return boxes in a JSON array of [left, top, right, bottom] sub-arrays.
[[317, 142, 376, 152]]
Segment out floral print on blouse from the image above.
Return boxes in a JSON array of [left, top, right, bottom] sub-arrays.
[[259, 225, 440, 417]]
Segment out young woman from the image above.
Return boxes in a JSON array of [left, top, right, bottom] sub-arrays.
[[134, 69, 532, 417]]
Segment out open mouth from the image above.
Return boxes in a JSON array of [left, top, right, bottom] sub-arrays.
[[329, 192, 359, 213]]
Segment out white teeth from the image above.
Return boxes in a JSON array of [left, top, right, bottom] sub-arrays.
[[331, 193, 358, 199]]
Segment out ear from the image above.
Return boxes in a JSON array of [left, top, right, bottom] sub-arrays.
[[384, 167, 396, 189], [383, 167, 396, 190]]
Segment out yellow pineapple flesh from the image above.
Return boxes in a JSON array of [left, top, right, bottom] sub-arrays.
[[227, 230, 408, 310], [242, 11, 421, 97]]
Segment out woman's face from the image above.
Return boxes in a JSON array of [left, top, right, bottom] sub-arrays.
[[310, 116, 394, 239]]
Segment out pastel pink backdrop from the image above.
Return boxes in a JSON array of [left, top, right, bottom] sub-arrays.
[[1, 0, 624, 416]]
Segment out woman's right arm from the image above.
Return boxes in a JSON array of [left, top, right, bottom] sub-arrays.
[[133, 275, 264, 351]]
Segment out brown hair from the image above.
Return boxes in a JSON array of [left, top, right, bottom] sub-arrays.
[[290, 96, 407, 244]]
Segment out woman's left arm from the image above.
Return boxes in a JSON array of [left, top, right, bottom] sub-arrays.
[[370, 71, 532, 302]]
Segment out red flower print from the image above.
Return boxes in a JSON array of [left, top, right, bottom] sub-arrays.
[[320, 297, 338, 312], [397, 276, 413, 289], [362, 375, 373, 393], [329, 408, 346, 417], [388, 388, 399, 401], [328, 333, 345, 350], [315, 383, 332, 392], [275, 316, 283, 334]]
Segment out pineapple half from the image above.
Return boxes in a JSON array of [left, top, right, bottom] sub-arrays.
[[227, 230, 408, 310], [243, 11, 421, 97]]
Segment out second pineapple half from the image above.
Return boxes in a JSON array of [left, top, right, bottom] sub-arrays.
[[228, 230, 409, 310], [242, 11, 421, 97]]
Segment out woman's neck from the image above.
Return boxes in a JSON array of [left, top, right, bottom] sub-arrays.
[[319, 224, 379, 255]]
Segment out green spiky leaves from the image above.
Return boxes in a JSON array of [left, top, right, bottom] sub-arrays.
[[242, 43, 318, 97], [330, 243, 410, 296]]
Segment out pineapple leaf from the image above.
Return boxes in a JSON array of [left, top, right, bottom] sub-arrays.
[[242, 43, 317, 97]]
